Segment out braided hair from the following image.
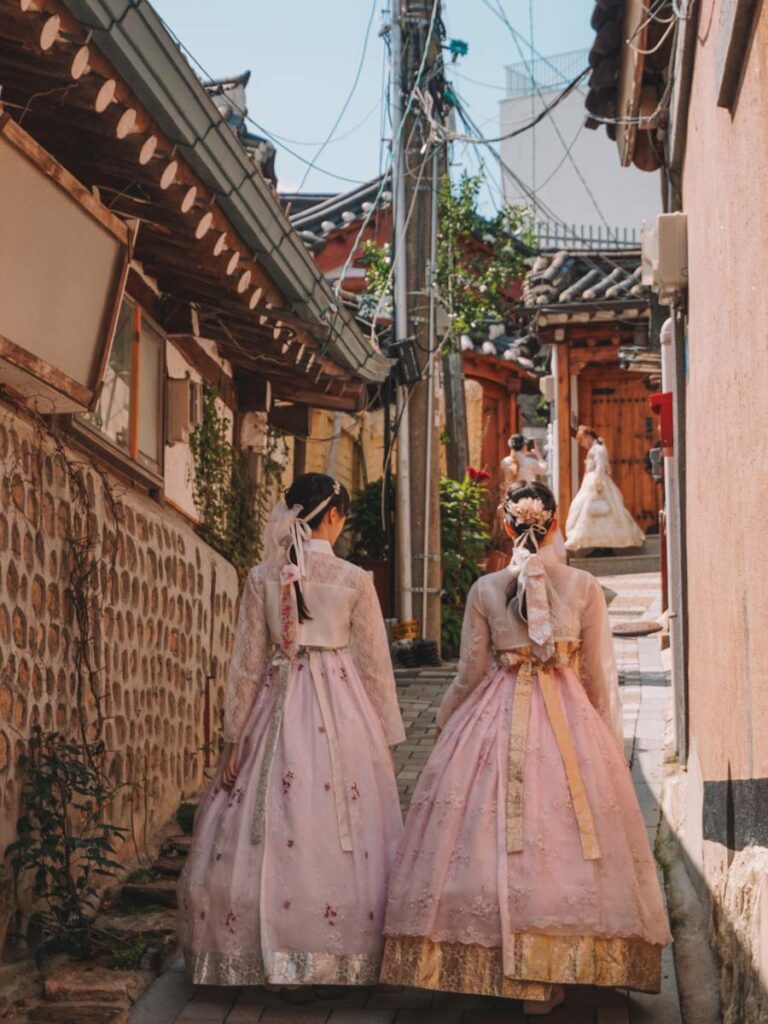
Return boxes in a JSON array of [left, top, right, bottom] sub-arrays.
[[284, 473, 350, 622]]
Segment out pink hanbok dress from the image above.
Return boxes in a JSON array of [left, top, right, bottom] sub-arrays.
[[178, 539, 405, 986], [382, 545, 671, 1001]]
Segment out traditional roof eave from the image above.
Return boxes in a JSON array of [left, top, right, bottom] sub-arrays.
[[527, 300, 649, 327], [61, 0, 391, 384]]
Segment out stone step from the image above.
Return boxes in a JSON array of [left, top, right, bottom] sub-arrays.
[[43, 966, 153, 1006], [160, 835, 192, 859], [569, 553, 660, 577], [152, 857, 187, 879], [96, 909, 178, 950], [29, 1001, 129, 1023], [119, 879, 178, 910]]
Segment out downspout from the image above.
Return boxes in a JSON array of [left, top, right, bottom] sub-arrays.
[[420, 148, 438, 637], [662, 5, 699, 762]]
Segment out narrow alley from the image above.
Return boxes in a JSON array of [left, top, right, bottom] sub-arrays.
[[128, 571, 681, 1024]]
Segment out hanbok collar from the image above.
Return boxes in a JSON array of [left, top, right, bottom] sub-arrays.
[[306, 538, 334, 556]]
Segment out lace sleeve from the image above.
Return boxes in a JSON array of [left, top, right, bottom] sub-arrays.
[[436, 580, 492, 729], [349, 570, 406, 746], [580, 574, 624, 756], [223, 566, 268, 743]]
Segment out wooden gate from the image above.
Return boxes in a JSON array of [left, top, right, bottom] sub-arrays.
[[577, 368, 658, 531]]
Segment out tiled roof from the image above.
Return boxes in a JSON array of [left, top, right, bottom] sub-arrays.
[[460, 326, 546, 376], [583, 2, 625, 140], [203, 71, 277, 184], [523, 250, 648, 308], [286, 176, 391, 252]]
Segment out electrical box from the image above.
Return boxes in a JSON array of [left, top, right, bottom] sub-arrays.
[[642, 213, 688, 302], [539, 375, 555, 402], [167, 377, 203, 444], [656, 212, 688, 294]]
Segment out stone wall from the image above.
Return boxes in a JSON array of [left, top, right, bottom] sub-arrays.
[[0, 403, 239, 951]]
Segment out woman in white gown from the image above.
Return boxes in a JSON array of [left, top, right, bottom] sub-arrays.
[[565, 426, 644, 553]]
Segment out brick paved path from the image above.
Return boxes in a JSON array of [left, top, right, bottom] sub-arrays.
[[130, 573, 680, 1024]]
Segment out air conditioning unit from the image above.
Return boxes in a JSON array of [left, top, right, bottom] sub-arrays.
[[167, 377, 203, 444], [641, 212, 688, 303]]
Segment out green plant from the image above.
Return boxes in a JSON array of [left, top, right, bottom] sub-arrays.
[[440, 475, 490, 654], [7, 727, 126, 959], [437, 172, 532, 337], [346, 476, 394, 562], [189, 385, 269, 575], [176, 801, 198, 836]]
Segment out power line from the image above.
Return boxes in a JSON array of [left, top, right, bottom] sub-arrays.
[[156, 14, 369, 187], [298, 0, 378, 189], [489, 0, 617, 240]]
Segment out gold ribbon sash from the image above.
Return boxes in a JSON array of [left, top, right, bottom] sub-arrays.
[[251, 649, 353, 853], [497, 642, 601, 862]]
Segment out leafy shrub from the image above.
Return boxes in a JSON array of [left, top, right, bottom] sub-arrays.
[[440, 475, 490, 655], [7, 727, 126, 959], [346, 477, 394, 562]]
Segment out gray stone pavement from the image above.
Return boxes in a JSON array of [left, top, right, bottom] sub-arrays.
[[130, 571, 680, 1024]]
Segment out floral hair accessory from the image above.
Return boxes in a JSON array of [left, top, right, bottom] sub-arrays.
[[503, 495, 552, 529]]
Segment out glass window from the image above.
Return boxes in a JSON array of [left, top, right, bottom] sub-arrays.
[[80, 298, 164, 477], [86, 300, 134, 452]]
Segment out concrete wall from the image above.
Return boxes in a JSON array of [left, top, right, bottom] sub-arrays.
[[679, 2, 768, 1018], [0, 402, 239, 948], [500, 86, 660, 242]]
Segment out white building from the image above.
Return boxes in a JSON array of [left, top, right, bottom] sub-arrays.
[[500, 49, 660, 249]]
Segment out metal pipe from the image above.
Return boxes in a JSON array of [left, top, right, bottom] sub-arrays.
[[421, 147, 439, 635], [391, 1, 413, 621]]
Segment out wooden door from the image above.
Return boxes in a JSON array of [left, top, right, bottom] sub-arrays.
[[577, 368, 658, 531], [481, 381, 515, 523]]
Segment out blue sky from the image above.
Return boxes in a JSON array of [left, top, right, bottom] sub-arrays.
[[151, 0, 595, 202]]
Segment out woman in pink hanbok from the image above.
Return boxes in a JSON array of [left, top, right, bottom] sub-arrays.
[[382, 482, 671, 1014], [178, 473, 405, 987]]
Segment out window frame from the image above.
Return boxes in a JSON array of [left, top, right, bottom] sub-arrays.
[[72, 295, 166, 495]]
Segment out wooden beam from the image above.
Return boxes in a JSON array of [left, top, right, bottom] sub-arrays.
[[166, 333, 236, 409], [555, 341, 572, 518]]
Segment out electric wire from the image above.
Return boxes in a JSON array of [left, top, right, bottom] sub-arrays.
[[298, 0, 378, 189], [489, 0, 617, 241]]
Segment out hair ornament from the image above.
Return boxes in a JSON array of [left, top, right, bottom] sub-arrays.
[[503, 495, 552, 529]]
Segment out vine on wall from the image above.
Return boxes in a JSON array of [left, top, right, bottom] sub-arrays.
[[189, 387, 284, 575], [2, 402, 127, 959]]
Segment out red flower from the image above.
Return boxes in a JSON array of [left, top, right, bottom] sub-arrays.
[[466, 466, 490, 483]]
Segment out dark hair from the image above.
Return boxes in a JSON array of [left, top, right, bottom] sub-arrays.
[[284, 473, 350, 622], [577, 424, 603, 445], [508, 433, 525, 451], [501, 481, 558, 618]]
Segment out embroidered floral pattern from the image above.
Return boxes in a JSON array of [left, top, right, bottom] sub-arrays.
[[324, 904, 339, 926]]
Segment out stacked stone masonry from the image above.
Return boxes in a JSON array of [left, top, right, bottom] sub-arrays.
[[0, 408, 239, 949]]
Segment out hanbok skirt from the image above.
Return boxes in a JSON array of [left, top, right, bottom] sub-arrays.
[[565, 471, 645, 551], [381, 654, 671, 1000], [178, 648, 403, 986]]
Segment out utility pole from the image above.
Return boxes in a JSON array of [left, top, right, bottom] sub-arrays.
[[393, 0, 444, 644], [390, 1, 413, 625]]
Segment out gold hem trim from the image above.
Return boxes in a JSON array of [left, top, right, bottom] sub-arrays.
[[380, 933, 663, 997], [184, 948, 380, 987]]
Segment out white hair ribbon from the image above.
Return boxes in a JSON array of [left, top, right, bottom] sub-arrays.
[[263, 487, 339, 658]]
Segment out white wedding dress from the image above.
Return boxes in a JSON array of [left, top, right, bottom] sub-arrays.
[[565, 441, 644, 552]]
